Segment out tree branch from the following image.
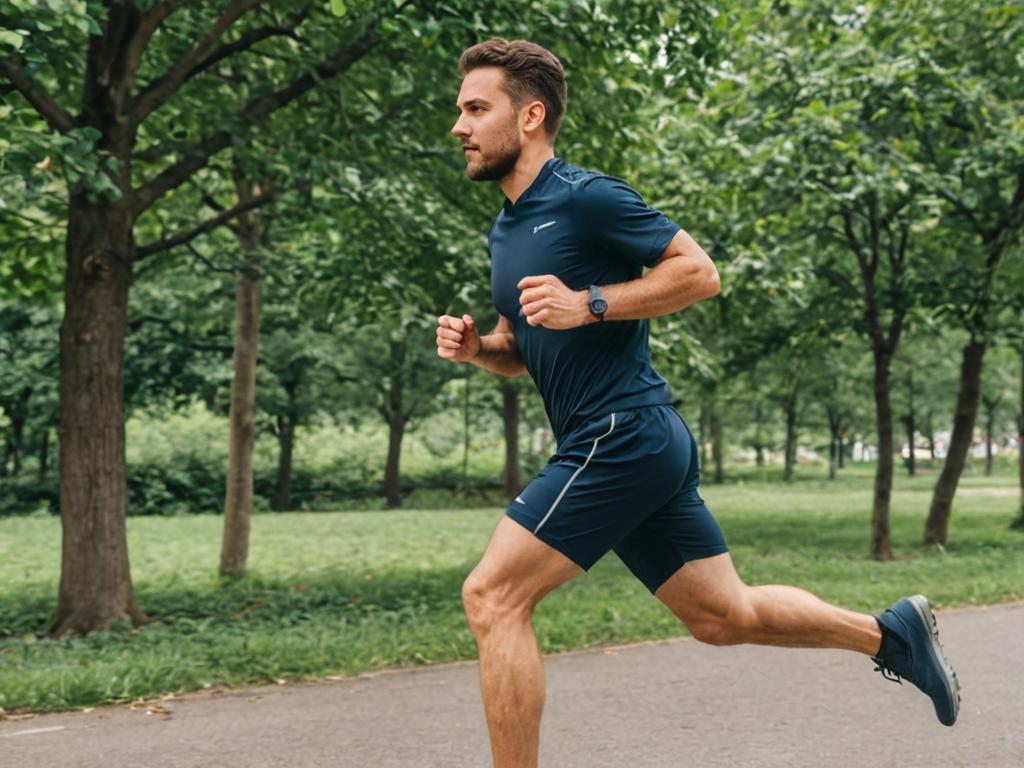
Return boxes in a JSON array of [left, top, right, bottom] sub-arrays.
[[135, 189, 278, 261], [130, 0, 262, 126], [131, 21, 382, 215], [183, 242, 237, 275], [0, 59, 74, 133], [183, 8, 310, 85], [112, 0, 185, 109]]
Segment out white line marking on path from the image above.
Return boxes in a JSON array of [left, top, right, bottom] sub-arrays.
[[2, 726, 67, 738]]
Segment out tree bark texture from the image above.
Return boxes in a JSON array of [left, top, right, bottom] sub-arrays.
[[38, 426, 50, 482], [753, 398, 766, 467], [783, 397, 797, 482], [52, 197, 146, 637], [384, 374, 404, 509], [984, 401, 995, 478], [501, 380, 521, 499], [924, 340, 986, 546], [273, 410, 295, 512], [698, 403, 709, 471], [870, 345, 895, 560], [903, 412, 916, 477], [710, 401, 724, 484], [220, 177, 262, 576], [7, 387, 30, 475], [827, 402, 841, 481]]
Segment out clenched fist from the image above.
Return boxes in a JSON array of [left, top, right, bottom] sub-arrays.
[[436, 314, 481, 362], [518, 274, 593, 329]]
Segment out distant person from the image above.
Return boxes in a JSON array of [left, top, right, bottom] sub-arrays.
[[437, 38, 959, 768]]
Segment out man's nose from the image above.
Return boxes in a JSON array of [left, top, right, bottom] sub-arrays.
[[451, 114, 469, 138]]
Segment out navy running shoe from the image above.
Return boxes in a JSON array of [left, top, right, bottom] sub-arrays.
[[873, 594, 960, 726]]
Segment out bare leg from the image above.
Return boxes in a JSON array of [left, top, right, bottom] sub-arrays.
[[462, 517, 582, 768], [655, 552, 881, 655]]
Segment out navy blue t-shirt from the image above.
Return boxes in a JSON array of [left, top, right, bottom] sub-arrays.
[[488, 158, 681, 443]]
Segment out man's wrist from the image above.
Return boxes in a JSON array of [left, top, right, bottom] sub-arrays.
[[585, 284, 608, 324]]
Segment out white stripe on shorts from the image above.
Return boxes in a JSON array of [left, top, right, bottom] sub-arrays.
[[533, 413, 617, 534]]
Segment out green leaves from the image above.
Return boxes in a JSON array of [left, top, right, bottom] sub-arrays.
[[0, 28, 26, 51]]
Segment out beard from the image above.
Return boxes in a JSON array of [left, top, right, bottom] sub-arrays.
[[465, 129, 521, 182]]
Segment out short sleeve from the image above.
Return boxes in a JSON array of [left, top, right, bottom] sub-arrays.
[[575, 176, 680, 268]]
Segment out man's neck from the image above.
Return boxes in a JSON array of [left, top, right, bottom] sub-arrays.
[[499, 144, 555, 205]]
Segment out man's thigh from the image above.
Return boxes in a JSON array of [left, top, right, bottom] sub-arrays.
[[652, 551, 746, 626], [468, 516, 583, 609]]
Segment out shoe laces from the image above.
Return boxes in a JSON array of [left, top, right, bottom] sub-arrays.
[[875, 663, 903, 686]]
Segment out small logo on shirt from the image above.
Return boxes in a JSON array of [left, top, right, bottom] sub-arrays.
[[533, 220, 556, 234], [514, 496, 526, 504]]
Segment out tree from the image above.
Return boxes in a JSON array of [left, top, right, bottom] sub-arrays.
[[917, 2, 1024, 544], [1, 0, 435, 635]]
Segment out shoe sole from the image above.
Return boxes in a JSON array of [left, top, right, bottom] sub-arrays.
[[908, 594, 961, 726]]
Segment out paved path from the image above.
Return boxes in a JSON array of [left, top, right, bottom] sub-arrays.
[[2, 602, 1021, 768]]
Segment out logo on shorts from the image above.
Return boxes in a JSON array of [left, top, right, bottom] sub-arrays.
[[533, 220, 556, 234], [514, 496, 526, 504]]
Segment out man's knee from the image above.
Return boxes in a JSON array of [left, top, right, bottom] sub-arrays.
[[686, 590, 760, 646], [461, 570, 529, 637]]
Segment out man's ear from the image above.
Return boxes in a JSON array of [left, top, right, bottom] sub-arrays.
[[522, 100, 547, 136]]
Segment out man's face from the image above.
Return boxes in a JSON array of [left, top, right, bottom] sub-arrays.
[[451, 67, 522, 182]]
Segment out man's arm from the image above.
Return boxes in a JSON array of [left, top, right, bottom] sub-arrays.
[[517, 229, 720, 329], [436, 313, 527, 377]]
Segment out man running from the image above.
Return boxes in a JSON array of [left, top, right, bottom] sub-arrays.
[[437, 38, 959, 768]]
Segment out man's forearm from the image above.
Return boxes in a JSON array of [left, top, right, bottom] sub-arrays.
[[471, 331, 527, 377], [601, 251, 720, 322]]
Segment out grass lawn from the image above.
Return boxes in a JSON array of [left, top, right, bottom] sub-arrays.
[[1, 469, 1021, 714]]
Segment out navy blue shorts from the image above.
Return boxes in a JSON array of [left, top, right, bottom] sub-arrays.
[[506, 405, 729, 593]]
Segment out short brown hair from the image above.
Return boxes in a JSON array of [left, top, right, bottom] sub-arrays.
[[459, 39, 567, 140]]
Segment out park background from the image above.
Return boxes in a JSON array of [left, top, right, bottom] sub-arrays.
[[1, 0, 1021, 716]]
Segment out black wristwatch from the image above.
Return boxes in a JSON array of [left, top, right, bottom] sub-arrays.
[[587, 284, 608, 322]]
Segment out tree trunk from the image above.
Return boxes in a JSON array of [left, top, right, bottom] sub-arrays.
[[783, 397, 797, 482], [924, 413, 936, 461], [272, 411, 295, 512], [984, 402, 995, 477], [501, 380, 520, 499], [903, 370, 916, 476], [52, 197, 146, 638], [752, 398, 765, 467], [870, 345, 895, 560], [903, 412, 916, 477], [220, 172, 264, 576], [384, 374, 405, 509], [924, 340, 986, 546], [710, 401, 724, 484], [9, 387, 30, 475], [698, 403, 709, 470], [38, 425, 50, 482], [827, 403, 840, 481], [838, 431, 845, 469]]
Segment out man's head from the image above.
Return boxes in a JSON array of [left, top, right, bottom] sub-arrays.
[[452, 39, 567, 182]]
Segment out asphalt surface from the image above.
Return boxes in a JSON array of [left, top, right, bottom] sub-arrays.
[[2, 602, 1021, 768]]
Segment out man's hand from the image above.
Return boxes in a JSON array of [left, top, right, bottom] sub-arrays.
[[517, 274, 593, 329], [436, 314, 482, 362]]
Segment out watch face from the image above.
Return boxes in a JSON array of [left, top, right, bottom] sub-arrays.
[[591, 297, 608, 314]]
